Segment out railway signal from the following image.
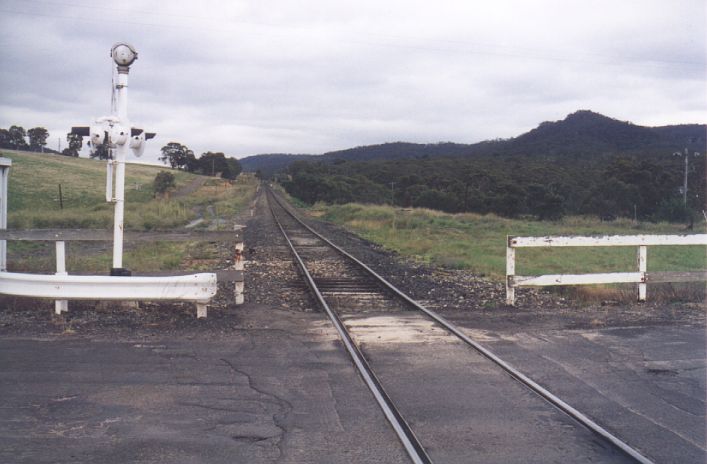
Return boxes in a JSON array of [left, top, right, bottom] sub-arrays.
[[70, 43, 155, 276]]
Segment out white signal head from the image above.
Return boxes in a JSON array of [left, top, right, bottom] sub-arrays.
[[111, 43, 138, 67], [89, 125, 105, 146], [130, 132, 145, 157], [110, 125, 129, 145]]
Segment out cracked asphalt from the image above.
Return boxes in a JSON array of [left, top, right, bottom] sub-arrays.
[[443, 316, 706, 463], [1, 308, 703, 463], [0, 306, 409, 464]]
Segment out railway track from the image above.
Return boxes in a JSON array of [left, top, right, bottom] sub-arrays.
[[265, 186, 654, 464]]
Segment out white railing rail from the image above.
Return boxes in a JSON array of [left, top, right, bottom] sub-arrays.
[[0, 272, 217, 301], [506, 234, 707, 305]]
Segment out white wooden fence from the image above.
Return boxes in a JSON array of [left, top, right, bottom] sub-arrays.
[[506, 234, 707, 305]]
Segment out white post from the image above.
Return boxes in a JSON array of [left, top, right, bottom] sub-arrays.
[[0, 158, 10, 272], [112, 67, 130, 271], [637, 245, 647, 301], [196, 302, 208, 318], [55, 241, 68, 314], [506, 236, 516, 306], [234, 241, 244, 305]]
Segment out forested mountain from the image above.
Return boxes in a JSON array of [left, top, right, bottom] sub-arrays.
[[239, 153, 316, 177], [282, 148, 705, 222], [277, 111, 705, 222], [240, 111, 706, 176]]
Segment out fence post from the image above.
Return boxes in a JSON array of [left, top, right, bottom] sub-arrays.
[[506, 236, 516, 306], [55, 241, 69, 314], [637, 245, 647, 301], [234, 241, 244, 305], [196, 302, 207, 318]]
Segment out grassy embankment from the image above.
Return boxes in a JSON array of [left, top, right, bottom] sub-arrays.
[[304, 201, 705, 300], [2, 150, 256, 273]]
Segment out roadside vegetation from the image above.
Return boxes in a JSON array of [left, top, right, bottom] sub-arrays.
[[305, 202, 705, 286], [2, 150, 256, 274]]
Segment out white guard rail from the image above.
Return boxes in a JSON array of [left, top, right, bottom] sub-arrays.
[[0, 228, 244, 318], [506, 234, 707, 305], [0, 272, 217, 301]]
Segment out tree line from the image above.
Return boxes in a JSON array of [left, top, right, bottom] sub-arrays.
[[281, 152, 705, 223], [158, 142, 242, 180], [0, 126, 243, 181], [0, 124, 84, 157]]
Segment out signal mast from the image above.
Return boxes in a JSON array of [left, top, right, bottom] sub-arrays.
[[71, 43, 155, 276]]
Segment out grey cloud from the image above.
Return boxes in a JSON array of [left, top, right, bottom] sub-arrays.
[[0, 0, 704, 164]]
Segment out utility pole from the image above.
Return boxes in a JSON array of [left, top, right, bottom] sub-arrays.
[[673, 148, 700, 207]]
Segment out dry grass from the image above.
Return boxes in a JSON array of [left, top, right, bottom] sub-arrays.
[[555, 282, 705, 304]]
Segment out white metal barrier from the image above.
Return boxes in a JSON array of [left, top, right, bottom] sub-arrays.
[[0, 228, 244, 317], [0, 272, 217, 301], [506, 234, 707, 305], [0, 271, 216, 318]]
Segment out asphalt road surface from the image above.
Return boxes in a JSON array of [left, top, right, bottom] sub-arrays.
[[0, 306, 408, 464], [1, 303, 704, 463]]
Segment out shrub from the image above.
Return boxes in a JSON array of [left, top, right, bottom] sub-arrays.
[[653, 198, 693, 223], [153, 171, 176, 195]]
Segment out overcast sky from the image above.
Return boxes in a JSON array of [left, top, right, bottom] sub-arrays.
[[1, 0, 705, 163]]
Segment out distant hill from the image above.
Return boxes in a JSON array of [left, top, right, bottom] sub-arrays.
[[238, 153, 316, 177], [491, 111, 705, 158], [240, 110, 706, 176]]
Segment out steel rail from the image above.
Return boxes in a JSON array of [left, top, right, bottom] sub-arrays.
[[267, 187, 655, 464], [267, 190, 432, 464]]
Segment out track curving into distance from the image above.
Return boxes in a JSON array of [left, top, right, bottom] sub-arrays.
[[265, 186, 654, 464]]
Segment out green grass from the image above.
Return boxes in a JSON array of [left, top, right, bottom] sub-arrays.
[[2, 150, 257, 273], [4, 150, 198, 229], [309, 202, 706, 281]]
